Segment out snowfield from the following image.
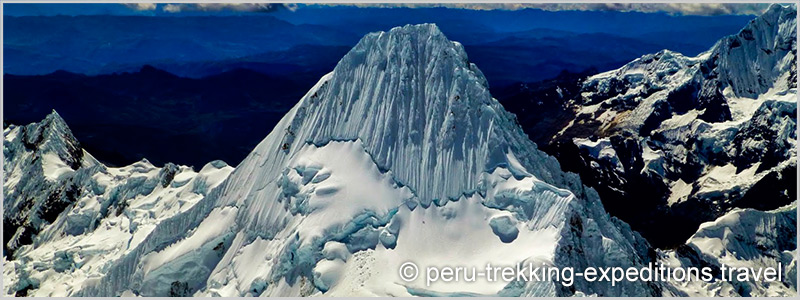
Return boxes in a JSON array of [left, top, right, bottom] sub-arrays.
[[661, 202, 797, 297], [3, 4, 797, 297]]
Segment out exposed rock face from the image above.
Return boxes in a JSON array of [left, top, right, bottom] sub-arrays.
[[541, 4, 796, 248]]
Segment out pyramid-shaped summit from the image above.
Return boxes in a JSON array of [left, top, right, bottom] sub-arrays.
[[251, 23, 572, 204], [76, 24, 655, 297]]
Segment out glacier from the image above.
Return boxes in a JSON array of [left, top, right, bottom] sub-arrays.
[[3, 112, 233, 296], [3, 5, 797, 297], [64, 23, 661, 297], [548, 3, 797, 248]]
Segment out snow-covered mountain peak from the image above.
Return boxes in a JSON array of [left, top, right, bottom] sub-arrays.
[[572, 3, 795, 136], [206, 24, 587, 245], [583, 49, 698, 104], [336, 23, 488, 89], [37, 109, 69, 134], [591, 49, 691, 79], [8, 110, 90, 172], [549, 3, 796, 269], [6, 13, 796, 296], [61, 24, 662, 297], [4, 113, 234, 296], [710, 3, 796, 98], [237, 22, 562, 205], [3, 110, 92, 257]]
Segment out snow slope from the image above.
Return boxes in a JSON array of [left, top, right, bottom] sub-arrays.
[[64, 24, 658, 297], [662, 202, 797, 297]]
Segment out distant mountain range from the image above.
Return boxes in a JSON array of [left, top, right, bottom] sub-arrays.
[[3, 15, 359, 76], [4, 10, 754, 169], [3, 5, 796, 295], [5, 10, 752, 83], [4, 66, 324, 168]]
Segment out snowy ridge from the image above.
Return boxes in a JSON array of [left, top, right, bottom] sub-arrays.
[[70, 24, 657, 297], [548, 4, 797, 251], [3, 112, 234, 297], [3, 111, 93, 256], [574, 4, 796, 132], [4, 8, 797, 296], [662, 202, 797, 296], [712, 3, 797, 98]]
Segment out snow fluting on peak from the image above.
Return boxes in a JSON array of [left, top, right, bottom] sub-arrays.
[[4, 10, 796, 297], [61, 24, 660, 297], [711, 3, 796, 98]]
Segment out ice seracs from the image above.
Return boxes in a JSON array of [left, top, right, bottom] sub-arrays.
[[68, 24, 659, 297], [4, 5, 797, 297], [3, 111, 233, 297]]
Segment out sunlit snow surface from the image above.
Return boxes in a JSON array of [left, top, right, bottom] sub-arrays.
[[3, 113, 234, 297], [661, 202, 797, 297], [15, 24, 651, 297], [3, 5, 798, 297]]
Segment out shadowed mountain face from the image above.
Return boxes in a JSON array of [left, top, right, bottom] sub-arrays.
[[501, 4, 798, 248]]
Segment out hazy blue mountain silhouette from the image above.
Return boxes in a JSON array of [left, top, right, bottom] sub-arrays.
[[4, 66, 330, 168], [4, 10, 755, 167]]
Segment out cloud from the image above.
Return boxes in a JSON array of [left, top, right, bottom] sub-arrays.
[[528, 3, 772, 16], [160, 3, 291, 13], [122, 3, 157, 11], [307, 3, 774, 16], [122, 2, 779, 16]]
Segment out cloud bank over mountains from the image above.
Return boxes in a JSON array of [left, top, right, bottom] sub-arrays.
[[123, 2, 769, 16]]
